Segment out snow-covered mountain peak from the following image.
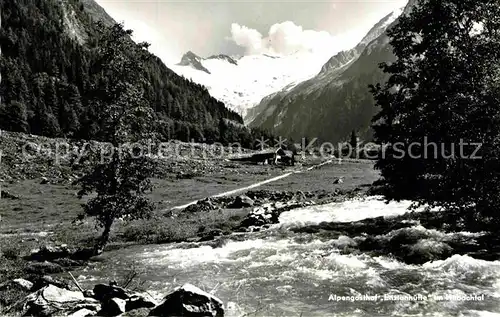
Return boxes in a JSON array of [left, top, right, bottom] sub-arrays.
[[177, 51, 210, 74], [403, 0, 419, 15], [319, 5, 405, 75], [169, 5, 408, 120], [206, 54, 239, 65], [358, 7, 403, 48], [170, 50, 333, 118]]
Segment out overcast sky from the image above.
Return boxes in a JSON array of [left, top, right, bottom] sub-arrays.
[[95, 0, 407, 65]]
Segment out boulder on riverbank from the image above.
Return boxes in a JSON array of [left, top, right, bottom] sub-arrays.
[[2, 279, 224, 317], [149, 283, 224, 317], [0, 278, 34, 308], [0, 278, 33, 293], [25, 245, 75, 262], [93, 283, 133, 301], [238, 199, 315, 232], [30, 275, 72, 291], [228, 195, 254, 208], [24, 284, 101, 317], [25, 244, 96, 263], [24, 261, 65, 275], [125, 294, 157, 312], [174, 188, 357, 221], [184, 198, 220, 213], [101, 297, 127, 316]]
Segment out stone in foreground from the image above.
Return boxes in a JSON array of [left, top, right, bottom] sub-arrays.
[[68, 308, 97, 317], [0, 278, 33, 293], [25, 284, 100, 317], [93, 283, 132, 301], [101, 297, 127, 316], [126, 293, 158, 311], [149, 284, 224, 317]]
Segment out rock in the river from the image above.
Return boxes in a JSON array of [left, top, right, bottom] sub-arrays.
[[228, 195, 254, 208], [225, 301, 245, 317], [238, 198, 315, 231], [406, 239, 454, 264], [40, 177, 49, 184], [239, 203, 277, 227], [149, 283, 224, 317], [357, 226, 457, 265], [25, 285, 100, 317]]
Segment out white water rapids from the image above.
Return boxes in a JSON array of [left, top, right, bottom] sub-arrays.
[[76, 196, 500, 316]]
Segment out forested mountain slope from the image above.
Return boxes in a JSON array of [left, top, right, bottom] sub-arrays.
[[0, 0, 263, 145]]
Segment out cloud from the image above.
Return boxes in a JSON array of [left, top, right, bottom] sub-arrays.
[[268, 21, 336, 54], [229, 21, 345, 56], [230, 23, 264, 54]]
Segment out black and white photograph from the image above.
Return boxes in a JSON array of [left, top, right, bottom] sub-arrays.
[[1, 0, 500, 316]]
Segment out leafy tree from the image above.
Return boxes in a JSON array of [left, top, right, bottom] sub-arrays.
[[77, 23, 156, 255], [371, 0, 500, 228]]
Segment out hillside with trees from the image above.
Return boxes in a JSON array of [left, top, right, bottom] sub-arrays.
[[0, 0, 270, 147]]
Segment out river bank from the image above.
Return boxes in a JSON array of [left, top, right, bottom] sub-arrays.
[[0, 131, 382, 315], [3, 183, 500, 316], [70, 197, 500, 317], [2, 132, 500, 316]]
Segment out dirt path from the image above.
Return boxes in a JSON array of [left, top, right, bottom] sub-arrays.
[[169, 159, 334, 210]]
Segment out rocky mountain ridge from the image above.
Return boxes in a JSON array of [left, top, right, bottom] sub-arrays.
[[247, 4, 410, 143]]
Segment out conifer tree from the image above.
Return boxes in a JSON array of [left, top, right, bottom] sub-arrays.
[[350, 130, 358, 158], [0, 101, 29, 133]]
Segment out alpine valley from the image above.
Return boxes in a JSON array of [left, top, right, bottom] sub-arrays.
[[169, 49, 337, 120], [171, 3, 413, 143]]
